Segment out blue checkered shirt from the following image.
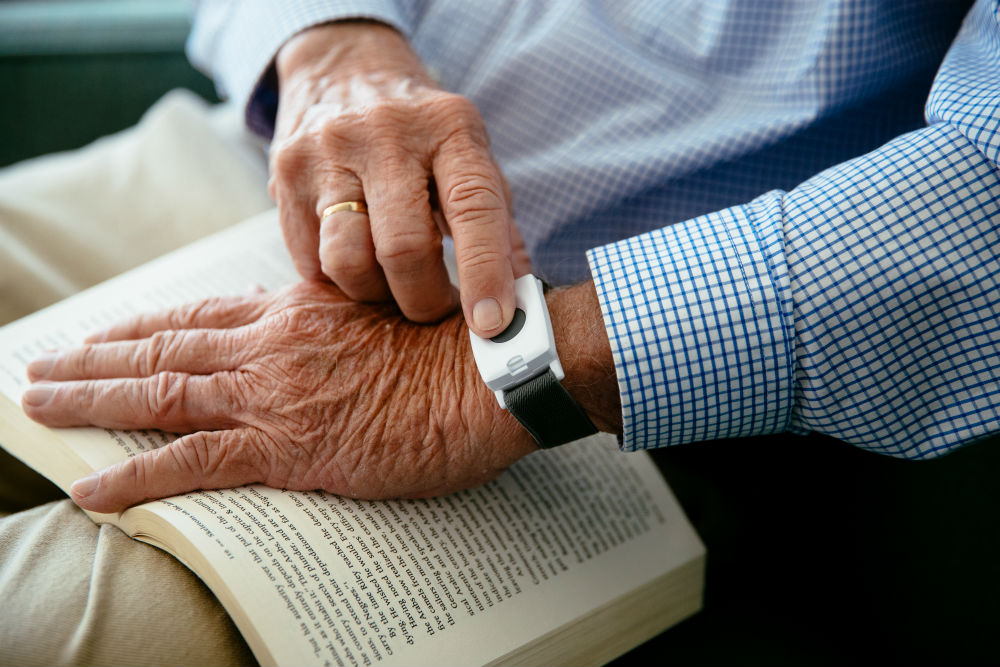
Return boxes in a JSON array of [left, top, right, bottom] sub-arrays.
[[189, 0, 1000, 459]]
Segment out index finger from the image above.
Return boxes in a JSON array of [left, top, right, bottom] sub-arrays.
[[433, 127, 517, 338]]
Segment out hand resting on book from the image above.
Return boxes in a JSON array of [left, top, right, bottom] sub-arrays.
[[21, 280, 619, 512]]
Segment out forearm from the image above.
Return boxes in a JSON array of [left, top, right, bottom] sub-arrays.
[[783, 123, 1000, 456], [585, 1, 1000, 458], [588, 119, 1000, 458]]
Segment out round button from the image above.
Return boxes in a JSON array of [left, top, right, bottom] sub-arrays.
[[490, 308, 526, 343]]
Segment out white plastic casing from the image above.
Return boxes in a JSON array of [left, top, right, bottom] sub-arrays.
[[469, 275, 564, 408]]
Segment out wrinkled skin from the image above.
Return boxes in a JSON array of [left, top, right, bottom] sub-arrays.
[[19, 24, 627, 516], [22, 282, 535, 513], [271, 21, 531, 336]]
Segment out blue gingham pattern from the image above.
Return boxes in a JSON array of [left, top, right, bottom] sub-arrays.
[[190, 0, 1000, 458]]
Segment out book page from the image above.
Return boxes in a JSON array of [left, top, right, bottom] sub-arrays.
[[124, 435, 701, 666], [0, 208, 704, 665]]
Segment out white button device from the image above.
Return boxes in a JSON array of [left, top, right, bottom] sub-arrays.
[[468, 275, 564, 409]]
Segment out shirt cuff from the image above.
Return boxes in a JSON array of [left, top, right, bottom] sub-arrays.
[[586, 192, 796, 451], [187, 1, 418, 140]]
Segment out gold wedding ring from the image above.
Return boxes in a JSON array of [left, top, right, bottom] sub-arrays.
[[321, 201, 368, 221]]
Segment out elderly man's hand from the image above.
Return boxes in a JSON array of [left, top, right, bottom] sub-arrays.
[[271, 21, 531, 338], [21, 282, 538, 513]]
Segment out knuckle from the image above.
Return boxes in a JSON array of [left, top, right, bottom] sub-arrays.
[[172, 434, 210, 479], [362, 140, 423, 189], [270, 303, 323, 336], [434, 94, 484, 130], [319, 112, 360, 144], [84, 380, 111, 411], [316, 116, 372, 165], [146, 371, 189, 422], [407, 300, 454, 324], [108, 457, 142, 495], [270, 133, 325, 186], [125, 454, 150, 489], [141, 330, 173, 375], [267, 174, 279, 201], [123, 312, 153, 337], [221, 430, 272, 481], [286, 305, 320, 332], [214, 329, 241, 365], [226, 370, 259, 421], [266, 308, 297, 336], [69, 346, 96, 378], [444, 176, 505, 222], [270, 137, 312, 180], [375, 152, 417, 184], [323, 249, 377, 286], [434, 100, 489, 148], [376, 232, 441, 274], [365, 100, 408, 133], [457, 244, 510, 274], [177, 298, 219, 328]]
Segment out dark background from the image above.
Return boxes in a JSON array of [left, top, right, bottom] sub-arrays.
[[0, 1, 217, 168], [3, 3, 997, 665], [625, 433, 1000, 666]]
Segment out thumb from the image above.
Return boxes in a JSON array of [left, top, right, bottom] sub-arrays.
[[70, 429, 261, 513]]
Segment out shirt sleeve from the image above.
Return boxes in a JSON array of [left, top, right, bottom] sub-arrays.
[[185, 0, 422, 138], [586, 0, 1000, 460]]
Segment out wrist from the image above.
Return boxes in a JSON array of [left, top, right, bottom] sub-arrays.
[[545, 282, 623, 435], [464, 279, 622, 442], [276, 20, 433, 91], [453, 317, 538, 459]]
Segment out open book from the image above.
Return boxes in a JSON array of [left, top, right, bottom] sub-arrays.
[[0, 210, 704, 666]]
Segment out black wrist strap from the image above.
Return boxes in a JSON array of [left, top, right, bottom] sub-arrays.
[[503, 369, 598, 448]]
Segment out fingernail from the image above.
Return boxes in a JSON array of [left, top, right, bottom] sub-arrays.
[[71, 472, 100, 499], [27, 355, 57, 380], [22, 383, 55, 407], [473, 298, 502, 333]]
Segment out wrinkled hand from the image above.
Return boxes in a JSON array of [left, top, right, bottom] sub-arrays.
[[21, 282, 536, 513], [271, 21, 531, 337]]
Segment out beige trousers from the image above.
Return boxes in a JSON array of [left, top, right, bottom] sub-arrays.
[[0, 90, 274, 666]]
